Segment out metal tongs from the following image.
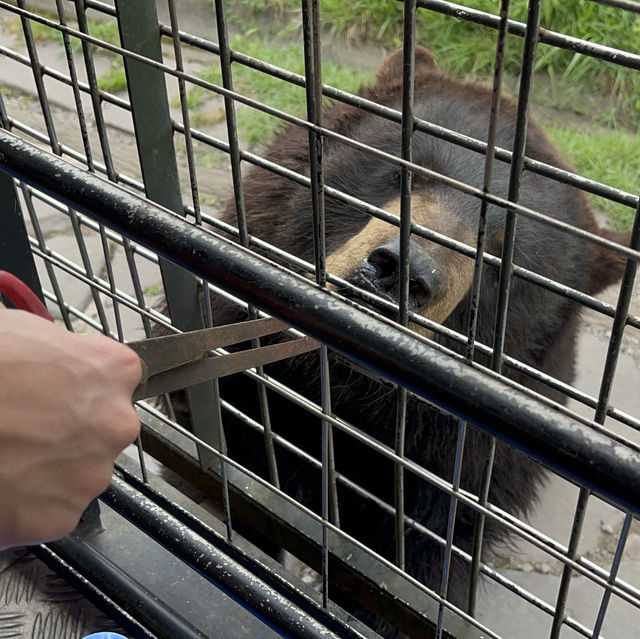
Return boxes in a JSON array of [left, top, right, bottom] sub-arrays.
[[0, 270, 319, 401], [130, 316, 317, 400]]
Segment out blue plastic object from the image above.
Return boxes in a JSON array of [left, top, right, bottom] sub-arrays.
[[81, 633, 128, 639]]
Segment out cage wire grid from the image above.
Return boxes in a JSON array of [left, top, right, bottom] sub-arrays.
[[0, 0, 639, 638]]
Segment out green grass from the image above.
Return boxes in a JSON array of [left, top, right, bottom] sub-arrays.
[[143, 283, 164, 297], [83, 19, 120, 48], [546, 125, 639, 230], [225, 0, 640, 129], [21, 15, 120, 50], [187, 34, 373, 146], [16, 15, 126, 93], [198, 150, 228, 169], [199, 193, 221, 208], [97, 58, 127, 93], [16, 14, 126, 94]]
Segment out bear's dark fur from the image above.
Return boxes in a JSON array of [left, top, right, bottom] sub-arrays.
[[172, 47, 628, 636]]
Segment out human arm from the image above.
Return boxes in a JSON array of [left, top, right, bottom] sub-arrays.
[[0, 303, 141, 549]]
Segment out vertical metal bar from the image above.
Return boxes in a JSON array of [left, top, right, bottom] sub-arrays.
[[55, 0, 94, 171], [436, 420, 467, 639], [479, 5, 542, 623], [72, 0, 136, 344], [466, 0, 511, 614], [73, 0, 116, 179], [593, 201, 640, 422], [70, 1, 128, 339], [550, 489, 589, 639], [68, 207, 112, 335], [394, 0, 418, 573], [466, 0, 510, 362], [320, 343, 332, 608], [163, 0, 212, 490], [551, 199, 640, 639], [213, 378, 234, 542], [115, 0, 222, 473], [0, 171, 44, 303], [214, 0, 278, 539], [197, 279, 232, 537], [491, 0, 542, 374], [134, 435, 150, 484], [394, 386, 408, 570], [168, 0, 201, 224], [591, 512, 632, 639], [0, 90, 9, 130], [123, 241, 153, 336], [590, 204, 640, 637], [302, 0, 327, 288], [20, 184, 73, 329], [398, 3, 416, 329], [116, 0, 196, 314], [301, 0, 338, 608], [214, 0, 280, 495], [214, 0, 247, 244], [17, 0, 61, 155], [99, 222, 125, 340]]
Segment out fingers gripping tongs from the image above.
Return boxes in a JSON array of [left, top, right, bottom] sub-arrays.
[[0, 270, 319, 401]]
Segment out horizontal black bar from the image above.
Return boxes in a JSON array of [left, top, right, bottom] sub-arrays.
[[113, 462, 371, 639], [589, 0, 640, 13], [1, 130, 640, 516], [102, 474, 360, 639], [136, 419, 487, 639], [32, 539, 188, 639]]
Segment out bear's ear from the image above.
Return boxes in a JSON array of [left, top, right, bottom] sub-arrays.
[[375, 46, 439, 85], [586, 228, 631, 295]]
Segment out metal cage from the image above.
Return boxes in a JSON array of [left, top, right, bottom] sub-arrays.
[[0, 1, 639, 638]]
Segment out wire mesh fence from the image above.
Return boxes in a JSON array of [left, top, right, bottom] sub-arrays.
[[0, 1, 639, 638]]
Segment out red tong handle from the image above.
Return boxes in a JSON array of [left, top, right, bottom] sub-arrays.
[[0, 270, 54, 322]]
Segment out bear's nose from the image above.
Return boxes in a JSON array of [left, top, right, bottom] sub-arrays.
[[366, 237, 442, 309]]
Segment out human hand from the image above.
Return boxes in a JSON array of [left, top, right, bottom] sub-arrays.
[[0, 303, 141, 549]]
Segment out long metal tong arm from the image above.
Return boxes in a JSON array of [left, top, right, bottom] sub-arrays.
[[133, 335, 319, 401], [129, 316, 320, 401], [129, 317, 291, 380]]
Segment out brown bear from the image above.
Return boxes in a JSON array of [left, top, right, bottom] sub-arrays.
[[173, 47, 629, 636]]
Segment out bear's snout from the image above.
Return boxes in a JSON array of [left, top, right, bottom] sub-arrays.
[[325, 199, 476, 327], [362, 237, 443, 310]]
